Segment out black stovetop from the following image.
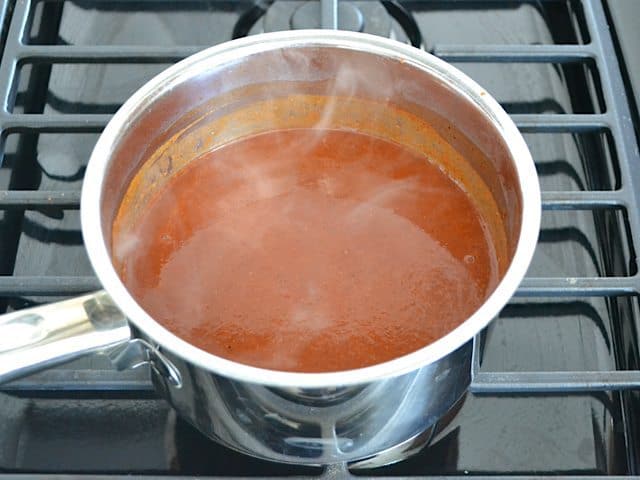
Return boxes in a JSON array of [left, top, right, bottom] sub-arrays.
[[0, 1, 638, 478]]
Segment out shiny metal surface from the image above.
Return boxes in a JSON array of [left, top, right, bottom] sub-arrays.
[[151, 338, 471, 465], [109, 338, 183, 388], [0, 30, 540, 465], [0, 291, 130, 383], [321, 0, 338, 30]]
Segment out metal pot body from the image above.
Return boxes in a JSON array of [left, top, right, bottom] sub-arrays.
[[151, 336, 472, 465], [0, 31, 540, 466]]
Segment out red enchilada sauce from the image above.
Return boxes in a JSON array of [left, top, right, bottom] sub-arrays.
[[114, 129, 499, 372]]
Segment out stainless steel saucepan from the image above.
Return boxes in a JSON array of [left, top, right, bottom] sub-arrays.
[[0, 31, 540, 466]]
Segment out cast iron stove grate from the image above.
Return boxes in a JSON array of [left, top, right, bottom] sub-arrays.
[[0, 0, 638, 478]]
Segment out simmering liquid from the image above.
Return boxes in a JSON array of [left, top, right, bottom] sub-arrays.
[[113, 129, 499, 372]]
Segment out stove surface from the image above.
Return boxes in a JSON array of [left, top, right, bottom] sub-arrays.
[[0, 1, 638, 478]]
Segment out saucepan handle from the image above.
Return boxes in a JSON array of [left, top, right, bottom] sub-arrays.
[[0, 290, 131, 384]]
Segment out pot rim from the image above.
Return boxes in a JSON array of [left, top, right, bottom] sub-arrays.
[[81, 30, 541, 388]]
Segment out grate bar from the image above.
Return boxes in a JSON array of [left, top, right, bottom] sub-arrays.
[[583, 0, 640, 283], [16, 45, 201, 63], [0, 0, 26, 111], [1, 113, 110, 132], [321, 0, 338, 30], [0, 114, 609, 134], [511, 113, 609, 132], [541, 190, 626, 209], [0, 276, 100, 295], [1, 368, 153, 392], [470, 371, 640, 393], [517, 276, 637, 296], [0, 190, 80, 207], [582, 0, 640, 465], [0, 475, 638, 480], [0, 190, 624, 210], [434, 44, 594, 62]]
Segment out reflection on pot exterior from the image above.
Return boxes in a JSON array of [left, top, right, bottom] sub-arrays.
[[153, 340, 471, 465]]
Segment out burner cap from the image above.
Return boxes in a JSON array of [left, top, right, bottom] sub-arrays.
[[263, 1, 392, 38]]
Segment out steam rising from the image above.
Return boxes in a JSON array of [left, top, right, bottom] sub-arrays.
[[111, 52, 501, 371]]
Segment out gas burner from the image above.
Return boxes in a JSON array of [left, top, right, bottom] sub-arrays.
[[232, 1, 423, 48], [264, 1, 390, 36]]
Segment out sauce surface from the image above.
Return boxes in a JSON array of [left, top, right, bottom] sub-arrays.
[[113, 129, 499, 372]]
